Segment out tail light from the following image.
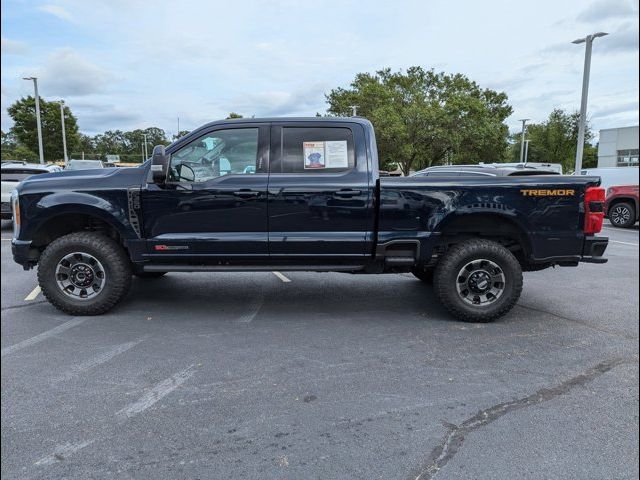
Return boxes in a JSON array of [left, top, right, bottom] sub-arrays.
[[584, 186, 605, 234]]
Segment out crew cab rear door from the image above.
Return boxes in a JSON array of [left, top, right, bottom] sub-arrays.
[[267, 121, 374, 259], [140, 123, 270, 259]]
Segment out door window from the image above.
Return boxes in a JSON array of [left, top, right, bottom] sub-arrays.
[[169, 128, 259, 182], [277, 127, 355, 174]]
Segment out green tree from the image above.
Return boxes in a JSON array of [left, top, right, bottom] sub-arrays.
[[325, 67, 512, 174], [507, 109, 595, 173], [174, 130, 190, 140], [226, 112, 243, 119], [1, 130, 17, 160], [7, 96, 80, 162]]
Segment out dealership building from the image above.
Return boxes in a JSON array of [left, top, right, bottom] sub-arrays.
[[597, 125, 639, 168]]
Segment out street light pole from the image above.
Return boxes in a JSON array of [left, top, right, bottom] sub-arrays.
[[518, 119, 529, 164], [22, 77, 45, 164], [143, 133, 148, 160], [572, 32, 608, 174], [59, 101, 69, 165], [524, 140, 530, 164]]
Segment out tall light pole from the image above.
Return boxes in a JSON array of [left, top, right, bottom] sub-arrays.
[[58, 100, 69, 165], [518, 119, 529, 164], [524, 140, 530, 164], [142, 133, 148, 159], [572, 32, 608, 174], [22, 77, 45, 164]]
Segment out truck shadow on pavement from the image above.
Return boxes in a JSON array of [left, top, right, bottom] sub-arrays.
[[119, 272, 455, 324]]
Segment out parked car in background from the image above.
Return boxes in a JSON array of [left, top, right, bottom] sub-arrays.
[[411, 164, 560, 177], [605, 185, 639, 228], [66, 159, 105, 170], [579, 167, 640, 191], [483, 162, 564, 174], [1, 162, 62, 220]]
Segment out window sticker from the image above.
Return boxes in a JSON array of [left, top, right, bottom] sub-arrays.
[[325, 140, 348, 168], [303, 142, 326, 169]]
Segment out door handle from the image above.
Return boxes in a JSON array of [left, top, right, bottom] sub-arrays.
[[233, 190, 260, 198], [333, 189, 361, 197]]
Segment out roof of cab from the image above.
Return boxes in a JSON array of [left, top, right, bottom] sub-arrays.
[[168, 116, 374, 152]]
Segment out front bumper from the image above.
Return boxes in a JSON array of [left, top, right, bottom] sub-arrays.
[[11, 239, 37, 270]]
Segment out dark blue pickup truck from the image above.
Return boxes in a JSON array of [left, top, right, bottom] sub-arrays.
[[11, 117, 608, 321]]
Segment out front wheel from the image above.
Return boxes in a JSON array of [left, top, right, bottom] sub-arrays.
[[434, 239, 523, 322], [609, 202, 636, 228], [38, 232, 132, 315]]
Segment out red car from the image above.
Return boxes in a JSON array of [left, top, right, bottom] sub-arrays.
[[605, 185, 639, 228]]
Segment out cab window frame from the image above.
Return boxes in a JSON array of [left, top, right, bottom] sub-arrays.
[[269, 125, 357, 175], [165, 124, 269, 185]]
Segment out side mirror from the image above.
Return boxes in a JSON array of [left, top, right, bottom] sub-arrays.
[[150, 145, 169, 183]]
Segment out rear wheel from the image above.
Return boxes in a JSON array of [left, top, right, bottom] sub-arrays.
[[609, 202, 636, 228], [434, 239, 522, 322], [38, 232, 132, 315]]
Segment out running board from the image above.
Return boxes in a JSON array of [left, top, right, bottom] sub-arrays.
[[142, 264, 365, 273]]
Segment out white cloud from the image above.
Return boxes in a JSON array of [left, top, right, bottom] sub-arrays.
[[30, 49, 111, 97], [1, 0, 638, 135], [221, 84, 329, 117], [1, 37, 28, 55], [38, 4, 74, 22], [577, 0, 638, 22]]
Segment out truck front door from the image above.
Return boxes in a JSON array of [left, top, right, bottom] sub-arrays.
[[267, 122, 374, 260], [141, 124, 269, 261]]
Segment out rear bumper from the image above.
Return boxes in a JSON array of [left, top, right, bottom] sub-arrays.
[[581, 235, 609, 263], [529, 235, 609, 266]]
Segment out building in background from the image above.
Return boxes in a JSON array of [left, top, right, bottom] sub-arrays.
[[597, 126, 639, 168]]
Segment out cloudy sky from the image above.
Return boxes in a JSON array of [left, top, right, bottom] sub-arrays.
[[1, 0, 638, 138]]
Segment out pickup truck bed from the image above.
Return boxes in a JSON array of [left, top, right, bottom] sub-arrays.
[[11, 117, 608, 322]]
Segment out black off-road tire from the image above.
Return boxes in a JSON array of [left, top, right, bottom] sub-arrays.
[[411, 266, 434, 283], [434, 239, 523, 323], [38, 232, 132, 315], [609, 202, 636, 228], [134, 271, 167, 279]]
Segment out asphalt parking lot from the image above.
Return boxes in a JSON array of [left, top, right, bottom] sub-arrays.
[[1, 221, 638, 480]]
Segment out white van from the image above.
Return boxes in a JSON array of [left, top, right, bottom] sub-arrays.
[[579, 167, 640, 190]]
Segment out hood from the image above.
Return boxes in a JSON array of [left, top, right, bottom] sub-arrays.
[[16, 165, 148, 195]]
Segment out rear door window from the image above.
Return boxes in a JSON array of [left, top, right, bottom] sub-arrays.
[[276, 127, 355, 174]]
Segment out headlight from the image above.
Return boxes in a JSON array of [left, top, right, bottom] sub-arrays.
[[11, 190, 20, 238]]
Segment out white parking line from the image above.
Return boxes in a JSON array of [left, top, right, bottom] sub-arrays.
[[610, 240, 639, 247], [236, 293, 264, 324], [53, 339, 144, 383], [1, 318, 86, 358], [116, 365, 197, 419], [24, 285, 41, 301], [272, 271, 291, 283], [34, 439, 95, 466]]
